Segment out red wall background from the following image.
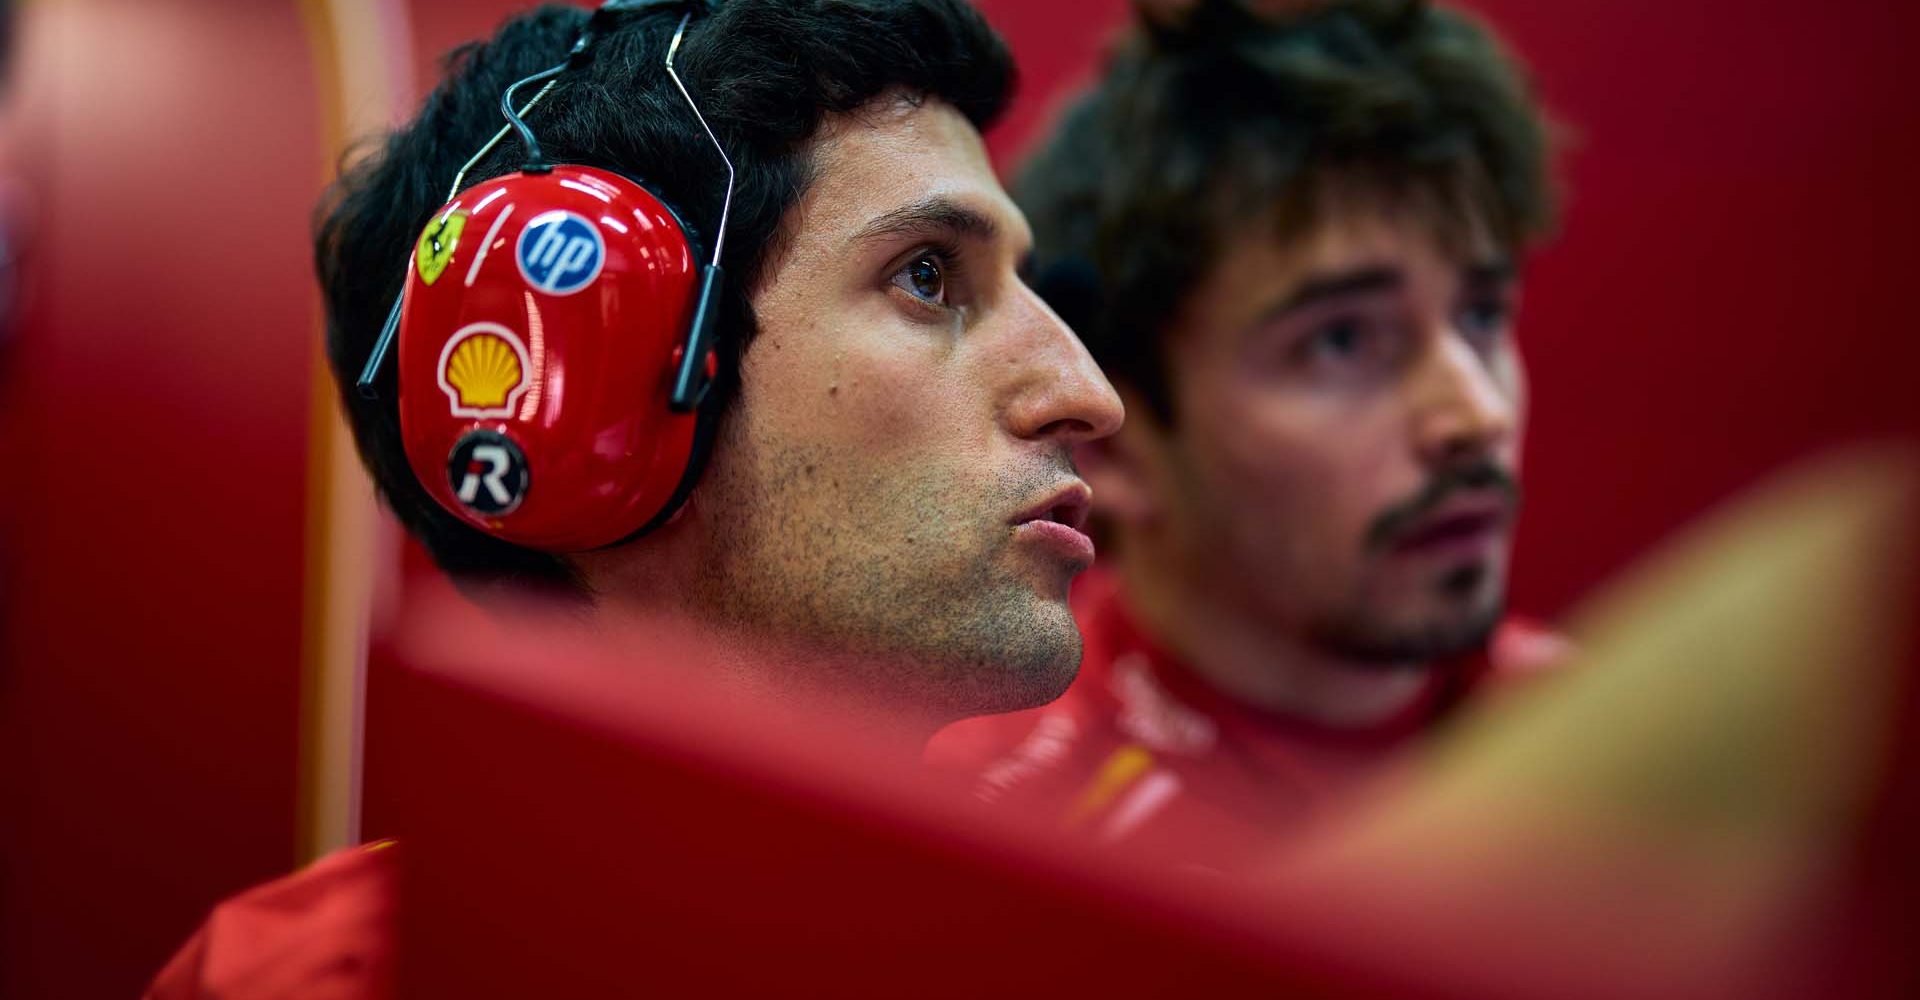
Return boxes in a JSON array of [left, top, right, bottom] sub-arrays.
[[4, 1, 1916, 996], [0, 3, 321, 997], [1459, 0, 1920, 615]]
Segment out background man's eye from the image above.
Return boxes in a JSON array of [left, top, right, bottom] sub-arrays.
[[892, 255, 947, 305], [1310, 320, 1365, 359], [1459, 300, 1511, 338]]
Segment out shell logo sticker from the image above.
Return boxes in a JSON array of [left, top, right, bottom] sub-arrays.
[[415, 210, 469, 286], [437, 322, 532, 419]]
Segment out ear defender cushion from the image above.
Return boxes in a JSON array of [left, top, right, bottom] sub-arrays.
[[397, 165, 704, 552]]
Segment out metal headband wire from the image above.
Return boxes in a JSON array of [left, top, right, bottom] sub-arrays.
[[357, 4, 735, 398], [449, 82, 556, 202], [354, 64, 564, 399], [665, 11, 734, 269]]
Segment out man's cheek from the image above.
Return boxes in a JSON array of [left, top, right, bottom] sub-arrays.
[[1211, 452, 1316, 562], [827, 352, 977, 454]]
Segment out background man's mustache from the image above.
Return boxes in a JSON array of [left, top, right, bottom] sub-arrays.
[[1364, 462, 1520, 551]]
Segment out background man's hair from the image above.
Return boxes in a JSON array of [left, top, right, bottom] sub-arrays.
[[315, 0, 1012, 594], [1018, 0, 1553, 423]]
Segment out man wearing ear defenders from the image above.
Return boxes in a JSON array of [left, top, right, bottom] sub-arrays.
[[149, 2, 1121, 994], [333, 0, 1119, 732], [933, 0, 1569, 871]]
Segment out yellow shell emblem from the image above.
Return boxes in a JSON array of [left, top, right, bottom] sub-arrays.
[[437, 323, 531, 418], [415, 210, 468, 286]]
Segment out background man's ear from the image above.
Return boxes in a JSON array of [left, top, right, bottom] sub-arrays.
[[1075, 386, 1168, 529]]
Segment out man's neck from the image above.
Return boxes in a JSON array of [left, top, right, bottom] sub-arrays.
[[691, 626, 951, 754], [575, 582, 947, 757], [1118, 549, 1431, 730], [568, 518, 998, 757]]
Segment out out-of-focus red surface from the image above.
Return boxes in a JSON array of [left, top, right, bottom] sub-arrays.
[[383, 602, 1409, 999], [0, 3, 320, 997], [382, 577, 1915, 1000], [123, 464, 1920, 999]]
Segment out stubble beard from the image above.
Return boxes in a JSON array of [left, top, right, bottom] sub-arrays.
[[1307, 560, 1507, 668], [690, 432, 1082, 721], [1318, 461, 1520, 667]]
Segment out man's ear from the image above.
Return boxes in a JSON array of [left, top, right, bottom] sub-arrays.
[[1074, 386, 1169, 529]]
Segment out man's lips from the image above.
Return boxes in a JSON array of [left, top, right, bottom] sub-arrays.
[[1389, 497, 1512, 556], [1012, 481, 1095, 565], [1011, 481, 1092, 532]]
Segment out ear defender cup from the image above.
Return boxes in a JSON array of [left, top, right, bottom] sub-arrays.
[[397, 164, 710, 552]]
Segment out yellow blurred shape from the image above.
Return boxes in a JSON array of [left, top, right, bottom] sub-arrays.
[[1067, 745, 1156, 828]]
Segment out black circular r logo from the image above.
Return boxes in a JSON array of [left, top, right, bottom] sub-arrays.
[[447, 430, 529, 517]]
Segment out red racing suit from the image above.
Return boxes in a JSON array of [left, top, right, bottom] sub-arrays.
[[145, 841, 396, 1000], [930, 569, 1568, 872]]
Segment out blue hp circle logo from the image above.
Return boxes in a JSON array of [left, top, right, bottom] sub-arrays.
[[516, 210, 605, 295]]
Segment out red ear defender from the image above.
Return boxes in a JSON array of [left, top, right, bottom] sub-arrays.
[[396, 165, 706, 551], [353, 4, 731, 553]]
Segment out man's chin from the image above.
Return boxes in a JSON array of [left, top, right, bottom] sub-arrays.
[[1312, 599, 1506, 668], [866, 590, 1082, 721], [965, 596, 1082, 711]]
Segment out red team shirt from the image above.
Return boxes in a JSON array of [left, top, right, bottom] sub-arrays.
[[146, 841, 396, 1000], [930, 569, 1568, 872]]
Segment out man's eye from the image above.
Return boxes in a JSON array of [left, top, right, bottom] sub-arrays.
[[1304, 319, 1367, 361], [1458, 299, 1511, 340], [890, 254, 948, 306]]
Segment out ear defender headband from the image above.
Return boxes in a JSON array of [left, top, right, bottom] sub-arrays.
[[355, 1, 730, 552]]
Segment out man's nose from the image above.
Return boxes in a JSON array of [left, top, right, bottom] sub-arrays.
[[1409, 331, 1515, 469], [1002, 284, 1125, 447]]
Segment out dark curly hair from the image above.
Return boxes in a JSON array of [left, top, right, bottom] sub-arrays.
[[1018, 0, 1553, 423], [315, 1, 1012, 593]]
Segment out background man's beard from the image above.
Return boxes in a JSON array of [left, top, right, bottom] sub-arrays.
[[1308, 567, 1506, 668], [1364, 460, 1519, 550], [1314, 458, 1518, 666]]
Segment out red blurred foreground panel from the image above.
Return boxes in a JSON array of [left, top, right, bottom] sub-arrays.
[[148, 451, 1918, 999], [378, 451, 1918, 1000], [382, 604, 1378, 999]]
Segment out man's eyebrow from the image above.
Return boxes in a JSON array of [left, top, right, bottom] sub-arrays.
[[1260, 265, 1404, 322], [850, 197, 1000, 248]]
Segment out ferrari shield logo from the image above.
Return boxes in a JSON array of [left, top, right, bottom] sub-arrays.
[[415, 210, 469, 286]]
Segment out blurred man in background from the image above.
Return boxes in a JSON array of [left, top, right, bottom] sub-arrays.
[[150, 1, 1118, 994], [937, 0, 1568, 870]]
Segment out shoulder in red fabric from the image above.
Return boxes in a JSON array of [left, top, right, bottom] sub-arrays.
[[144, 841, 397, 1000], [933, 571, 1570, 872]]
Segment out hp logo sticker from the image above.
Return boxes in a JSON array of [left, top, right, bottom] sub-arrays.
[[516, 210, 605, 295]]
